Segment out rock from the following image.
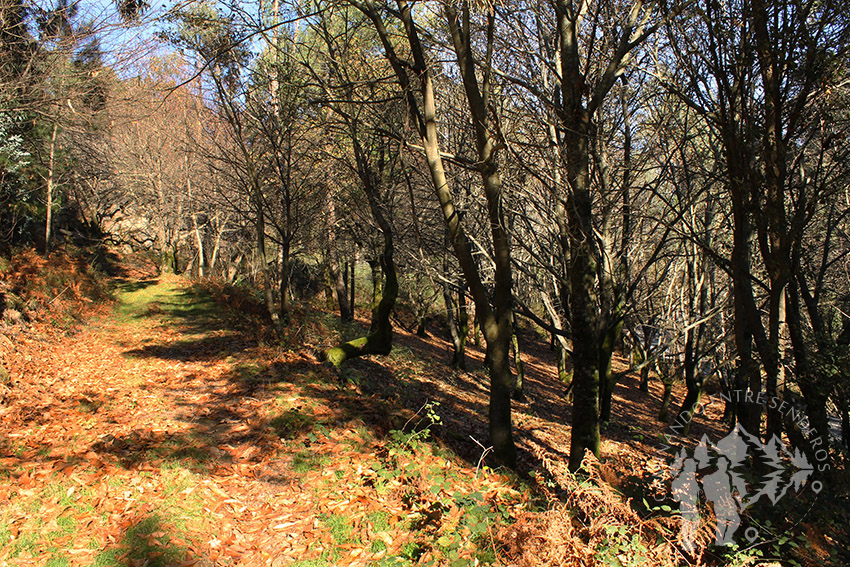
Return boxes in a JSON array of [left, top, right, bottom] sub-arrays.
[[2, 308, 23, 324]]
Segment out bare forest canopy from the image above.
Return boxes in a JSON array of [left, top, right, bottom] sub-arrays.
[[2, 0, 850, 560]]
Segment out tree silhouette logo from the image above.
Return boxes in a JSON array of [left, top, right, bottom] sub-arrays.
[[668, 424, 819, 551]]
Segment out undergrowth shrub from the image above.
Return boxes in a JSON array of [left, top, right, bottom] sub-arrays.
[[188, 278, 268, 317], [0, 247, 110, 328], [497, 452, 703, 567], [374, 401, 524, 566]]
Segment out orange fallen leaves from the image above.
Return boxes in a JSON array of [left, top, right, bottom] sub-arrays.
[[0, 272, 546, 567]]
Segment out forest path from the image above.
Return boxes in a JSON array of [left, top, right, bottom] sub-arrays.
[[0, 275, 525, 566]]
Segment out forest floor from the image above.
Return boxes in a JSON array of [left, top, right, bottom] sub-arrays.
[[0, 268, 839, 566]]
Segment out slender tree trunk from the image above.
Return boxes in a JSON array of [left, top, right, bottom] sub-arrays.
[[323, 260, 335, 310], [445, 278, 470, 369], [596, 91, 630, 426], [658, 360, 675, 422], [633, 336, 651, 392], [786, 278, 831, 468], [765, 290, 786, 438], [326, 233, 397, 367], [511, 312, 525, 400], [255, 206, 279, 332], [209, 215, 225, 276], [456, 286, 469, 367], [278, 238, 290, 322], [350, 248, 357, 319], [640, 365, 650, 392], [326, 194, 352, 322], [729, 146, 762, 436], [44, 122, 58, 254], [443, 282, 464, 369], [659, 377, 674, 423], [185, 160, 205, 278], [675, 327, 703, 437], [368, 259, 383, 332], [193, 217, 205, 278], [153, 163, 174, 273], [226, 252, 243, 284], [558, 343, 572, 391], [343, 261, 349, 303], [598, 315, 625, 424]]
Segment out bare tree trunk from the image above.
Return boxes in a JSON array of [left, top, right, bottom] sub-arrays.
[[44, 122, 58, 254], [350, 247, 357, 319], [354, 0, 518, 466], [596, 92, 630, 426], [787, 275, 831, 467], [659, 375, 674, 423], [278, 238, 290, 322], [640, 364, 650, 392], [209, 215, 225, 276], [598, 314, 625, 424], [255, 206, 280, 332], [326, 181, 396, 367], [729, 156, 762, 437], [558, 344, 571, 386], [511, 312, 525, 400], [326, 228, 396, 367], [187, 176, 205, 278], [367, 258, 382, 330], [675, 327, 702, 436], [226, 251, 243, 284], [443, 280, 468, 371], [326, 193, 352, 322]]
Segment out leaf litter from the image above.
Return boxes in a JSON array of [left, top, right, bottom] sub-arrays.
[[0, 274, 531, 566]]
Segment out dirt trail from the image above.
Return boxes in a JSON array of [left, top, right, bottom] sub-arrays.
[[0, 276, 529, 566]]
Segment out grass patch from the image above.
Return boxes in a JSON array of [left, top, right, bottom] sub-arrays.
[[94, 514, 188, 567], [160, 472, 207, 532], [319, 512, 359, 545], [367, 510, 391, 532], [290, 450, 331, 473], [288, 559, 331, 567], [10, 531, 39, 558], [270, 408, 316, 439], [45, 555, 69, 567], [112, 279, 169, 323], [92, 549, 120, 566], [232, 362, 263, 383]]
